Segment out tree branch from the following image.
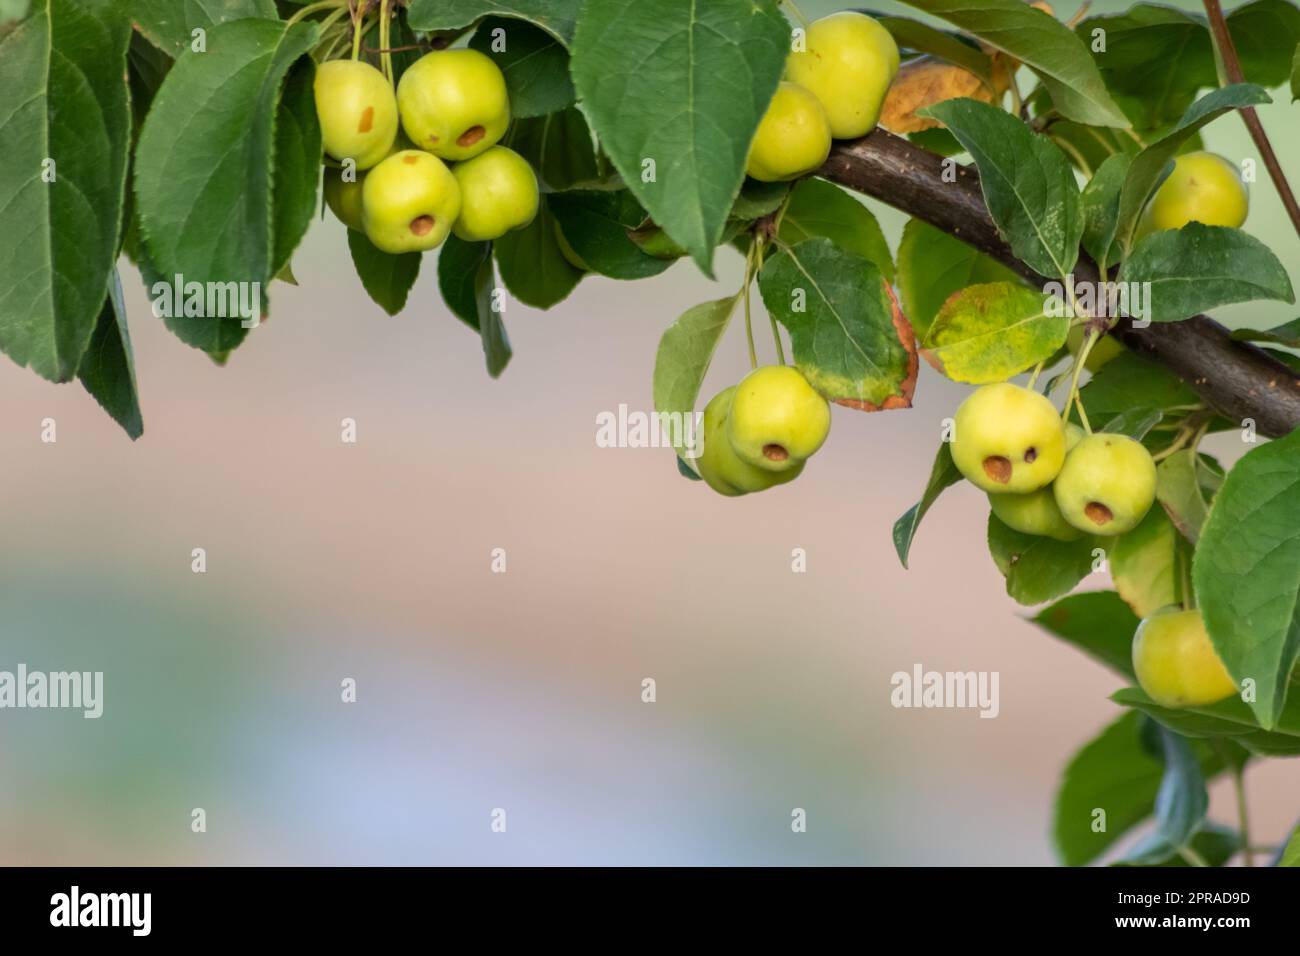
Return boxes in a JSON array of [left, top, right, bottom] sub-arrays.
[[818, 130, 1300, 438]]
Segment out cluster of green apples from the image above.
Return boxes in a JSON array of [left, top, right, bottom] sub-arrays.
[[952, 382, 1157, 540], [315, 50, 539, 253], [696, 366, 832, 497], [745, 11, 899, 182]]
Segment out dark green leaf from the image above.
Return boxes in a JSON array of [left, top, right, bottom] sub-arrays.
[[271, 56, 321, 281], [132, 0, 278, 57], [549, 190, 673, 280], [407, 0, 579, 46], [1156, 448, 1211, 543], [77, 270, 143, 439], [570, 0, 789, 275], [730, 180, 789, 221], [988, 512, 1099, 606], [1116, 822, 1240, 867], [493, 198, 582, 308], [1229, 317, 1300, 348], [877, 15, 992, 79], [893, 442, 961, 569], [507, 106, 612, 192], [1100, 407, 1163, 440], [1151, 726, 1208, 849], [652, 296, 738, 461], [469, 16, 574, 118], [1032, 590, 1140, 678], [1080, 154, 1131, 274], [1078, 351, 1199, 421], [347, 231, 421, 317], [1112, 687, 1300, 756], [777, 178, 894, 283], [438, 235, 488, 329], [0, 0, 132, 382]]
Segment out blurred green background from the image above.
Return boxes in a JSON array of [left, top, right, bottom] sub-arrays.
[[2, 0, 1298, 865]]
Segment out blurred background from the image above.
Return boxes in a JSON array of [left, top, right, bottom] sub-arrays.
[[2, 0, 1298, 865]]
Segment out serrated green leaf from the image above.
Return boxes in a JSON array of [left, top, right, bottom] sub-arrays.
[[348, 231, 420, 317], [78, 270, 143, 439], [570, 0, 789, 275], [652, 296, 738, 461], [135, 18, 319, 314], [494, 198, 582, 308], [1032, 590, 1140, 678], [1156, 448, 1211, 543], [1120, 224, 1293, 324], [1193, 427, 1300, 730], [893, 442, 961, 569], [549, 190, 673, 280], [271, 56, 321, 281], [1111, 687, 1300, 756], [758, 238, 916, 410], [922, 98, 1083, 282], [777, 178, 893, 283], [132, 0, 278, 57], [1111, 508, 1179, 619], [469, 16, 574, 118], [895, 219, 1023, 339], [988, 512, 1099, 606], [0, 0, 132, 382], [922, 282, 1068, 383], [407, 0, 579, 46]]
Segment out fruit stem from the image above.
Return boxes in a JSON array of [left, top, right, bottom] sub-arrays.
[[1050, 134, 1093, 177], [1025, 359, 1045, 391], [1062, 328, 1098, 431], [742, 242, 759, 369], [1213, 742, 1254, 867], [754, 237, 786, 365], [780, 0, 811, 30], [285, 0, 345, 29], [1178, 845, 1211, 867], [381, 0, 395, 82], [351, 0, 369, 61]]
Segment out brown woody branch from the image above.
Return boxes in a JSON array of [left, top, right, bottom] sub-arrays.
[[817, 129, 1300, 438]]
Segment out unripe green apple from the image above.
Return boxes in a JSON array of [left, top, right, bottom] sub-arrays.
[[1053, 433, 1156, 535], [697, 387, 804, 496], [1065, 422, 1085, 452], [784, 11, 900, 139], [951, 383, 1066, 493], [988, 487, 1082, 541], [1132, 609, 1237, 709], [726, 365, 831, 473], [397, 49, 509, 162], [1066, 325, 1124, 372], [1141, 151, 1248, 232], [324, 166, 366, 231], [361, 149, 461, 254], [745, 82, 832, 182], [314, 59, 399, 170], [451, 146, 539, 241]]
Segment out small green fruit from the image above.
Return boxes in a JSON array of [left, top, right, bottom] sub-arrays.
[[784, 11, 899, 139], [1141, 151, 1248, 232], [361, 149, 461, 254], [726, 365, 831, 473], [988, 487, 1082, 541], [314, 59, 399, 170], [1053, 433, 1157, 535], [324, 166, 366, 231], [396, 49, 509, 162], [451, 146, 539, 241], [746, 82, 832, 182], [696, 387, 803, 496], [951, 383, 1066, 493], [1133, 609, 1237, 709], [1065, 422, 1085, 452]]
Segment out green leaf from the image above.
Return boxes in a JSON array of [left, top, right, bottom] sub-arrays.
[[922, 98, 1083, 282], [877, 15, 992, 79], [1111, 687, 1300, 757], [900, 0, 1129, 127], [1156, 448, 1211, 544], [1077, 351, 1198, 422], [77, 270, 143, 440], [135, 19, 319, 309], [893, 442, 962, 569], [1230, 317, 1300, 348], [469, 16, 574, 118], [407, 0, 580, 46], [570, 0, 789, 275], [1193, 427, 1300, 730], [549, 190, 673, 280], [1099, 407, 1163, 441], [506, 106, 611, 192], [438, 236, 511, 376], [0, 0, 132, 382], [777, 178, 894, 283], [473, 251, 511, 378], [347, 231, 421, 317], [988, 513, 1098, 606], [0, 0, 30, 26], [1117, 822, 1240, 867], [493, 198, 582, 308], [1120, 224, 1294, 324], [1113, 84, 1272, 255], [1032, 590, 1140, 679], [1228, 0, 1300, 88], [1080, 154, 1131, 274], [652, 296, 738, 460], [921, 282, 1068, 384], [1111, 508, 1180, 619], [758, 239, 917, 411], [271, 57, 321, 281], [730, 179, 789, 221], [895, 219, 1023, 339], [132, 0, 278, 57], [1280, 825, 1300, 866], [1150, 724, 1208, 850]]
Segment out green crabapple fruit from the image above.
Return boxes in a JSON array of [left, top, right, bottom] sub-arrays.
[[1065, 422, 1085, 452], [1141, 151, 1248, 232], [324, 167, 365, 232], [361, 150, 461, 254], [396, 49, 509, 162], [314, 60, 399, 170], [988, 487, 1082, 541], [1052, 433, 1157, 535], [745, 82, 832, 182], [784, 11, 900, 139], [697, 387, 804, 496], [451, 146, 539, 242], [726, 365, 831, 473], [950, 383, 1066, 494], [1132, 609, 1238, 709]]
